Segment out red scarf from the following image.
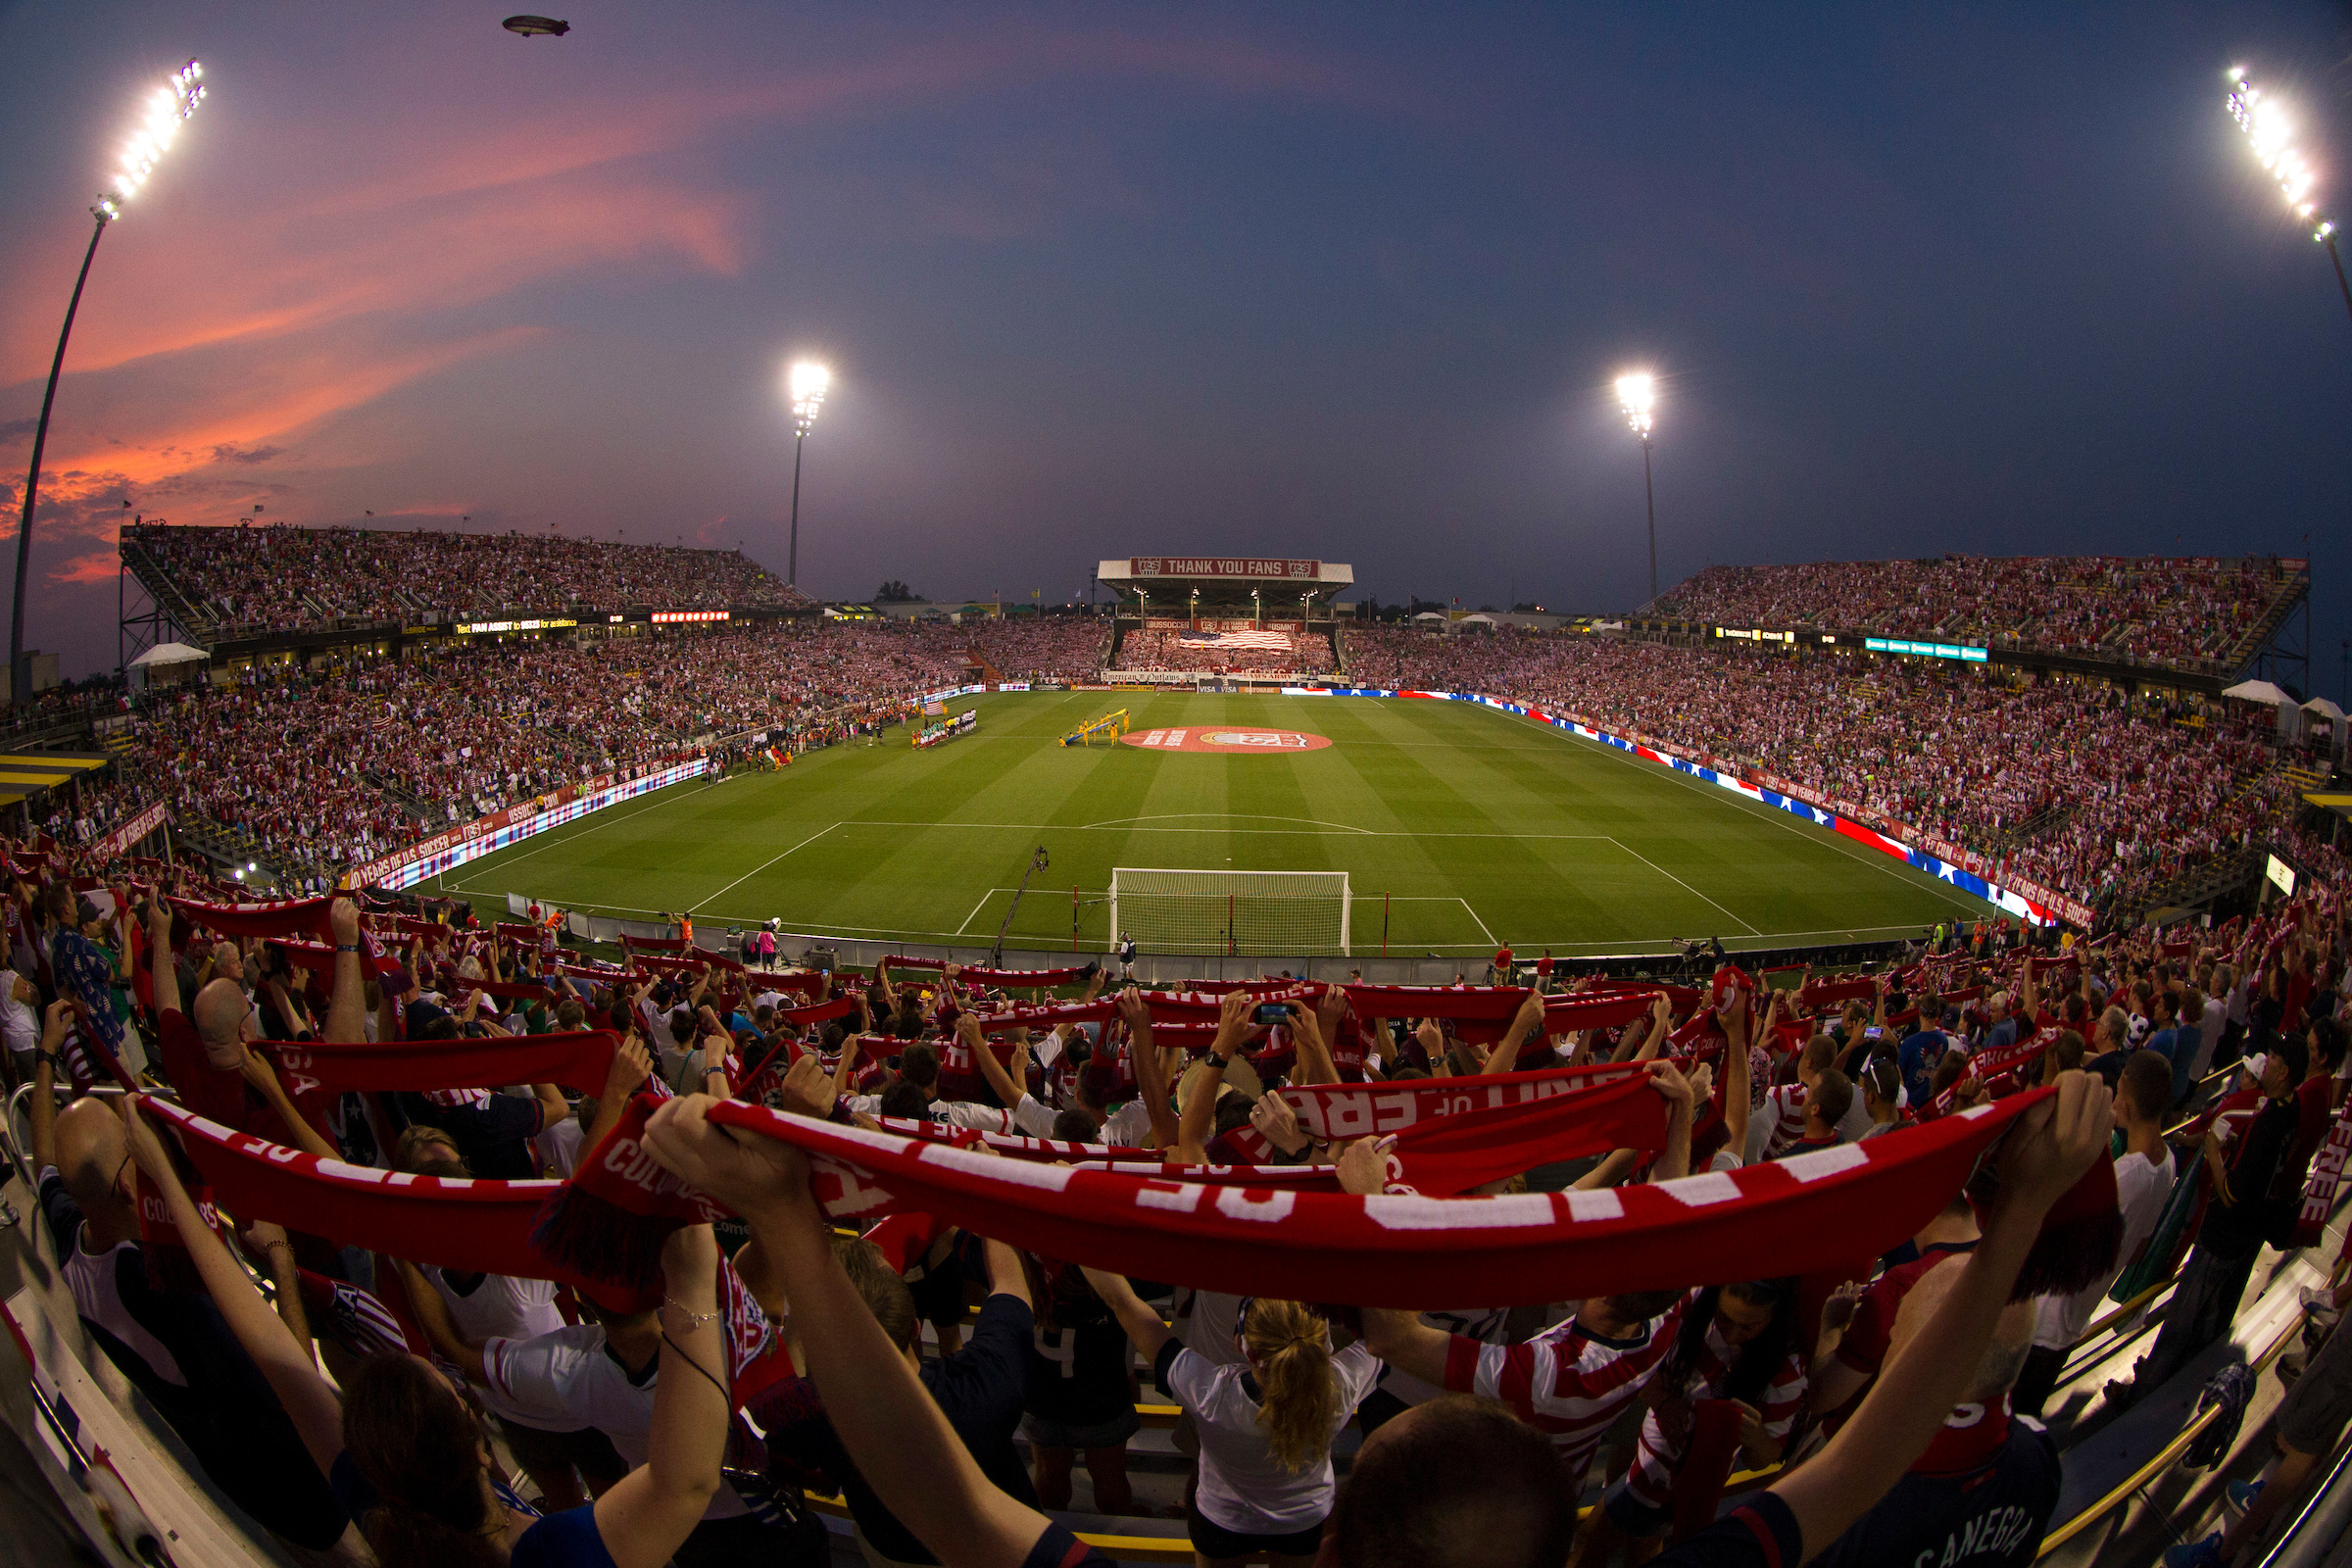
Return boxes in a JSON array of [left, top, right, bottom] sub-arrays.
[[168, 894, 335, 941], [2295, 1092, 2352, 1250], [142, 1096, 576, 1281], [270, 1030, 618, 1098], [697, 1091, 2069, 1307], [878, 1071, 1672, 1198], [530, 1094, 730, 1295], [1931, 1029, 2050, 1118], [775, 996, 858, 1029], [885, 957, 1096, 988], [1341, 984, 1699, 1045]]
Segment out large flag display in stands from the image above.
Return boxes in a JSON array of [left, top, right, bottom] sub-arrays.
[[1178, 628, 1294, 652]]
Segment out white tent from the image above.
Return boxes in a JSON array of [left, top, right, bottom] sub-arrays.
[[1412, 611, 1448, 622], [129, 641, 208, 667], [1457, 612, 1499, 626], [2222, 678, 2295, 706], [2303, 697, 2347, 722]]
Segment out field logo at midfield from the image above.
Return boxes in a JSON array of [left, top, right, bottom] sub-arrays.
[[1121, 727, 1334, 754]]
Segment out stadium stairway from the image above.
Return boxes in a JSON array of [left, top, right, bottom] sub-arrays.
[[117, 532, 215, 647]]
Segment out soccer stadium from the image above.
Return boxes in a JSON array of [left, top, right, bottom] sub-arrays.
[[4, 15, 2352, 1568]]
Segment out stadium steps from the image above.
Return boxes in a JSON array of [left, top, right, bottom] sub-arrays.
[[117, 534, 215, 647], [363, 770, 438, 825], [1991, 801, 2075, 854], [2111, 842, 2268, 929], [2283, 763, 2328, 792], [2219, 566, 2312, 677]]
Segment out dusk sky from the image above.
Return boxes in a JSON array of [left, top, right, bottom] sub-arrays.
[[4, 3, 2349, 690]]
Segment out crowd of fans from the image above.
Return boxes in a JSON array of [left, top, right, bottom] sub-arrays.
[[1342, 625, 2345, 917], [1111, 625, 1338, 675], [95, 616, 1109, 883], [12, 861, 2348, 1568], [1641, 555, 2302, 676], [125, 522, 816, 636]]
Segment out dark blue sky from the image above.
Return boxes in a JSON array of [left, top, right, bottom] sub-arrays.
[[3, 2, 2349, 692]]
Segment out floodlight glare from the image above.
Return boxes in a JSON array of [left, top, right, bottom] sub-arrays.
[[14, 59, 210, 706], [789, 360, 830, 433], [1612, 369, 1660, 603], [2226, 69, 2333, 242], [110, 61, 206, 208], [1616, 372, 1656, 436], [784, 360, 833, 587], [2223, 67, 2352, 328]]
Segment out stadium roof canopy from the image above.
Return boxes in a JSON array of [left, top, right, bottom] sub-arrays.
[[1098, 557, 1353, 591]]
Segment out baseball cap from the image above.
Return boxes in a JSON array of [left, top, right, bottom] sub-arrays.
[[2239, 1052, 2269, 1083]]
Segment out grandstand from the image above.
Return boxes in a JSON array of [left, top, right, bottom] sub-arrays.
[[1634, 553, 2310, 683], [1100, 555, 1351, 682], [119, 519, 817, 650]]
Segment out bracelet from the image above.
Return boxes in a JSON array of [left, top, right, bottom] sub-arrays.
[[663, 1296, 722, 1331], [335, 944, 359, 954]]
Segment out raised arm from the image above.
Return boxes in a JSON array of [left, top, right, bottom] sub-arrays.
[[1481, 989, 1548, 1076], [27, 1001, 71, 1171], [1177, 990, 1252, 1163], [970, 1016, 1025, 1107], [146, 898, 179, 1018], [590, 1225, 728, 1568], [1289, 992, 1343, 1088], [640, 1098, 1056, 1568], [1766, 1074, 2110, 1556], [1120, 986, 1178, 1151], [1078, 1266, 1174, 1363], [1721, 997, 1753, 1159], [831, 1031, 864, 1104], [1648, 1060, 1695, 1182], [119, 1096, 346, 1479]]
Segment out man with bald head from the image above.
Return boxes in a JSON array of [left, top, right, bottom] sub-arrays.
[[27, 999, 350, 1551], [147, 892, 339, 1159]]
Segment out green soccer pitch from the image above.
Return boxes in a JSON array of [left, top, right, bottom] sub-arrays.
[[436, 691, 1995, 957]]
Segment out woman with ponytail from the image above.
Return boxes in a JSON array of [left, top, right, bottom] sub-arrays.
[[1088, 1270, 1380, 1568], [122, 1091, 727, 1568]]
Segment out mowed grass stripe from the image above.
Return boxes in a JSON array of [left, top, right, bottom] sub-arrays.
[[442, 693, 1990, 952]]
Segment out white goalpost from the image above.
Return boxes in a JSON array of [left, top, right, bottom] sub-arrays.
[[1108, 867, 1350, 956]]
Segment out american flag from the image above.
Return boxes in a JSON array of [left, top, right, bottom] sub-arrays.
[[1177, 629, 1294, 652]]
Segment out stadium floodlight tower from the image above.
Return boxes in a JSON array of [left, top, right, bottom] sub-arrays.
[[2225, 68, 2352, 328], [784, 360, 830, 589], [1615, 371, 1658, 606], [12, 60, 206, 705]]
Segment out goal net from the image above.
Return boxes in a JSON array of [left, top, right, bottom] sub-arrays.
[[1109, 867, 1350, 956]]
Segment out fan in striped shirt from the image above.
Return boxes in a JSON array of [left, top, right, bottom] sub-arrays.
[[1584, 1279, 1809, 1560], [1756, 1035, 1838, 1160], [1363, 1288, 1690, 1491]]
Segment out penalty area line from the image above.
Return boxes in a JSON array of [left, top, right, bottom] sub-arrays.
[[1605, 836, 1761, 937], [695, 822, 844, 907]]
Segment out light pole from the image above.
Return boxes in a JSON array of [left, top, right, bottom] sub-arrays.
[[13, 61, 205, 703], [2227, 69, 2352, 327], [784, 360, 830, 590], [1615, 372, 1658, 605]]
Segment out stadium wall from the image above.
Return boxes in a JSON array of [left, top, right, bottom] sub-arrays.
[[1281, 685, 2081, 927]]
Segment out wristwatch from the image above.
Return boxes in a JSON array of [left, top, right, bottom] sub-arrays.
[[1205, 1052, 1231, 1070]]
